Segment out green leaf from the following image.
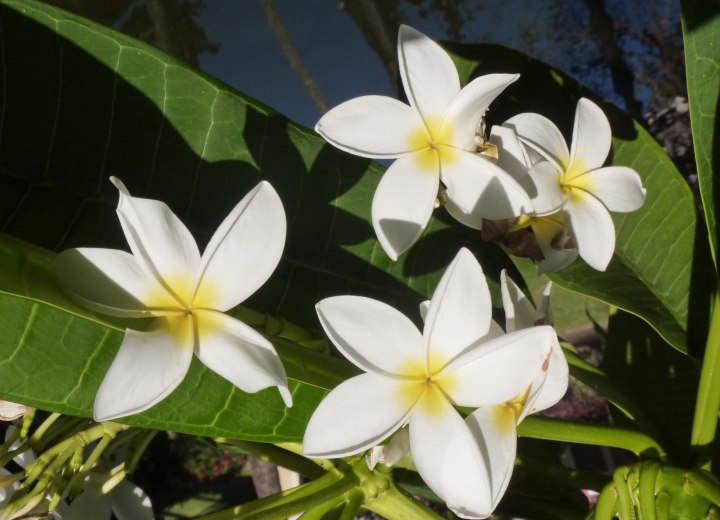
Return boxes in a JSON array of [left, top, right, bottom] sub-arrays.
[[602, 310, 699, 463], [682, 0, 720, 272], [446, 43, 709, 354], [0, 0, 518, 436]]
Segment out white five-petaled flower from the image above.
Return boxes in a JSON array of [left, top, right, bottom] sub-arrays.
[[315, 25, 532, 260], [502, 98, 646, 271], [302, 248, 559, 518], [53, 178, 292, 421], [445, 271, 569, 518]]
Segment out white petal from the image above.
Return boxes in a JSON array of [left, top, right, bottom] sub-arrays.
[[500, 270, 536, 332], [531, 215, 578, 273], [5, 426, 35, 468], [53, 248, 173, 317], [535, 281, 554, 326], [424, 248, 492, 368], [384, 428, 411, 466], [60, 487, 112, 520], [303, 373, 412, 458], [445, 406, 517, 518], [194, 311, 291, 407], [419, 300, 430, 322], [111, 480, 154, 520], [441, 152, 533, 219], [110, 178, 200, 298], [398, 25, 460, 122], [489, 125, 533, 186], [0, 401, 28, 421], [503, 113, 570, 169], [408, 392, 475, 503], [0, 467, 17, 505], [570, 166, 646, 212], [444, 194, 484, 230], [93, 318, 194, 421], [315, 96, 424, 158], [316, 296, 423, 377], [194, 181, 286, 311], [568, 98, 611, 175], [443, 74, 519, 150], [527, 161, 567, 215], [518, 341, 568, 422], [371, 154, 439, 260], [564, 193, 615, 271], [443, 326, 557, 408]]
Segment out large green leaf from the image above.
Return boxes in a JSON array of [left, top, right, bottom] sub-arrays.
[[0, 0, 518, 436], [682, 0, 720, 272], [447, 43, 709, 354]]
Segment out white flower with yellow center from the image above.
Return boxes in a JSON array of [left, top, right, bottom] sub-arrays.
[[502, 98, 646, 271], [302, 248, 558, 517], [315, 25, 532, 260], [53, 178, 292, 421]]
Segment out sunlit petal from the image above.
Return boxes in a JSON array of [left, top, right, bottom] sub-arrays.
[[424, 248, 492, 367], [518, 341, 568, 422], [443, 326, 556, 407], [489, 125, 533, 188], [398, 25, 460, 123], [315, 96, 424, 158], [194, 181, 286, 311], [53, 248, 174, 317], [408, 392, 472, 503], [528, 161, 566, 215], [93, 318, 194, 421], [443, 74, 519, 150], [444, 406, 516, 517], [111, 480, 154, 520], [316, 296, 423, 377], [564, 193, 615, 271], [303, 373, 413, 458], [441, 152, 533, 219], [500, 270, 536, 332], [570, 166, 646, 212], [503, 113, 570, 169], [110, 177, 200, 297], [194, 311, 291, 407], [568, 98, 611, 175], [371, 154, 439, 260]]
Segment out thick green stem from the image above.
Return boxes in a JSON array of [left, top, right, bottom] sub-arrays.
[[217, 438, 326, 479], [364, 479, 444, 520], [519, 416, 666, 457], [196, 470, 357, 520], [691, 291, 720, 470]]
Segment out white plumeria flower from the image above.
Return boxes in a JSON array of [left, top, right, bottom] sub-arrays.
[[54, 178, 292, 421], [303, 248, 558, 517], [449, 271, 570, 516], [0, 402, 28, 422], [315, 25, 532, 260], [54, 474, 153, 520], [502, 98, 646, 271]]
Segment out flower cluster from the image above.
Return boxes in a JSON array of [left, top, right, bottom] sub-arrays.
[[45, 22, 649, 520], [316, 25, 646, 272]]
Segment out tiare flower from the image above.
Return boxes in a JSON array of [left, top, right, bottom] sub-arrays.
[[501, 98, 646, 271], [54, 178, 292, 421], [302, 248, 560, 517], [315, 25, 532, 260]]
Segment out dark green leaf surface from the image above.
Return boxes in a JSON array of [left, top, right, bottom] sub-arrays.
[[447, 43, 706, 354], [682, 0, 720, 272]]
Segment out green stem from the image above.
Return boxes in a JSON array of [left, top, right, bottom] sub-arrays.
[[217, 438, 325, 479], [364, 480, 444, 520], [125, 430, 158, 475], [518, 416, 666, 457], [691, 291, 720, 470], [594, 481, 619, 520], [685, 468, 720, 506], [338, 488, 364, 520], [613, 466, 633, 520], [196, 470, 357, 520]]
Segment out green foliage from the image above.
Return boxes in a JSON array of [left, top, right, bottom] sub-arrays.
[[682, 0, 720, 272]]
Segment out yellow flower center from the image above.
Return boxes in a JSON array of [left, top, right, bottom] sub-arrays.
[[406, 116, 457, 172], [492, 386, 531, 435], [396, 353, 457, 417]]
